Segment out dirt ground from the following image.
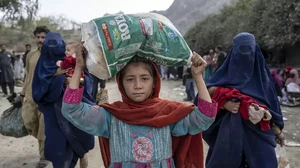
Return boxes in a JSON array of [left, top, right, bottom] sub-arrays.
[[0, 80, 299, 168]]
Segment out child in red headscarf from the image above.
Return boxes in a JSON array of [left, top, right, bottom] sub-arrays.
[[284, 66, 293, 81], [61, 44, 217, 168]]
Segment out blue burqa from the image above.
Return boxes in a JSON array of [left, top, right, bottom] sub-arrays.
[[32, 32, 95, 168], [194, 33, 283, 168]]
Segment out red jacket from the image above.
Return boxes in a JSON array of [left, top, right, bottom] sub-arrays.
[[60, 56, 76, 69], [60, 56, 84, 78], [213, 87, 270, 131]]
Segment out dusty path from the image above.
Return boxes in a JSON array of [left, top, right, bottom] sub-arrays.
[[0, 81, 299, 168]]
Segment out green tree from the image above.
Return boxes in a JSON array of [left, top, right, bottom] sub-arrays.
[[185, 0, 300, 55], [184, 0, 255, 54], [260, 0, 300, 49]]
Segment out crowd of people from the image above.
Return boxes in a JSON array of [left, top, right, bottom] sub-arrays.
[[155, 45, 227, 102], [0, 43, 31, 94], [0, 26, 108, 168], [0, 25, 290, 168], [271, 66, 300, 106]]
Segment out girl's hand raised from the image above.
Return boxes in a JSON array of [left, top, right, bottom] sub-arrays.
[[75, 43, 87, 69], [191, 52, 212, 103], [69, 42, 87, 89], [191, 52, 207, 80]]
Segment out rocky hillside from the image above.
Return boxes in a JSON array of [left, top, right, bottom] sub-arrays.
[[152, 0, 238, 34]]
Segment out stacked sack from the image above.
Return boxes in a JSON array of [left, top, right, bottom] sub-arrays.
[[81, 13, 192, 79]]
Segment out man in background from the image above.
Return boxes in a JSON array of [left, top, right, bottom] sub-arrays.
[[23, 44, 31, 67], [0, 44, 15, 97]]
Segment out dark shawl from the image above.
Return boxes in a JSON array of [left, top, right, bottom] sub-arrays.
[[0, 51, 14, 83]]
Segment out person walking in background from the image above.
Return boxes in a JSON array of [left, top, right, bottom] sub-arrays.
[[177, 66, 184, 79], [203, 55, 213, 82], [13, 55, 24, 86], [183, 65, 195, 102], [11, 50, 16, 67], [160, 65, 168, 80], [23, 44, 31, 67], [91, 74, 107, 104], [167, 66, 177, 80], [0, 44, 15, 97]]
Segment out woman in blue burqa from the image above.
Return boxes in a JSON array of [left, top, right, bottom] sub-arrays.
[[194, 32, 285, 168], [32, 32, 95, 168]]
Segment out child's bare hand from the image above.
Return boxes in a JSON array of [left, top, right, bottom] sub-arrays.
[[56, 60, 62, 67], [223, 101, 240, 113], [191, 52, 207, 78], [273, 124, 285, 147], [276, 132, 285, 147]]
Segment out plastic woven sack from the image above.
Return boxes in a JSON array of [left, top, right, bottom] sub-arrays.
[[276, 145, 290, 168], [82, 13, 192, 79], [0, 101, 28, 138], [287, 82, 300, 93]]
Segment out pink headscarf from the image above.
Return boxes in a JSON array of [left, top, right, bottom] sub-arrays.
[[271, 70, 283, 87]]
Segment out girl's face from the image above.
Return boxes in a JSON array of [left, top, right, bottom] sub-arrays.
[[122, 62, 155, 103]]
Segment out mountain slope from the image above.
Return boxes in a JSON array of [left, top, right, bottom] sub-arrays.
[[153, 0, 238, 34]]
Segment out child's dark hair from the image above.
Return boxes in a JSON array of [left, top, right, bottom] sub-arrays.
[[33, 26, 50, 36], [119, 56, 157, 80]]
